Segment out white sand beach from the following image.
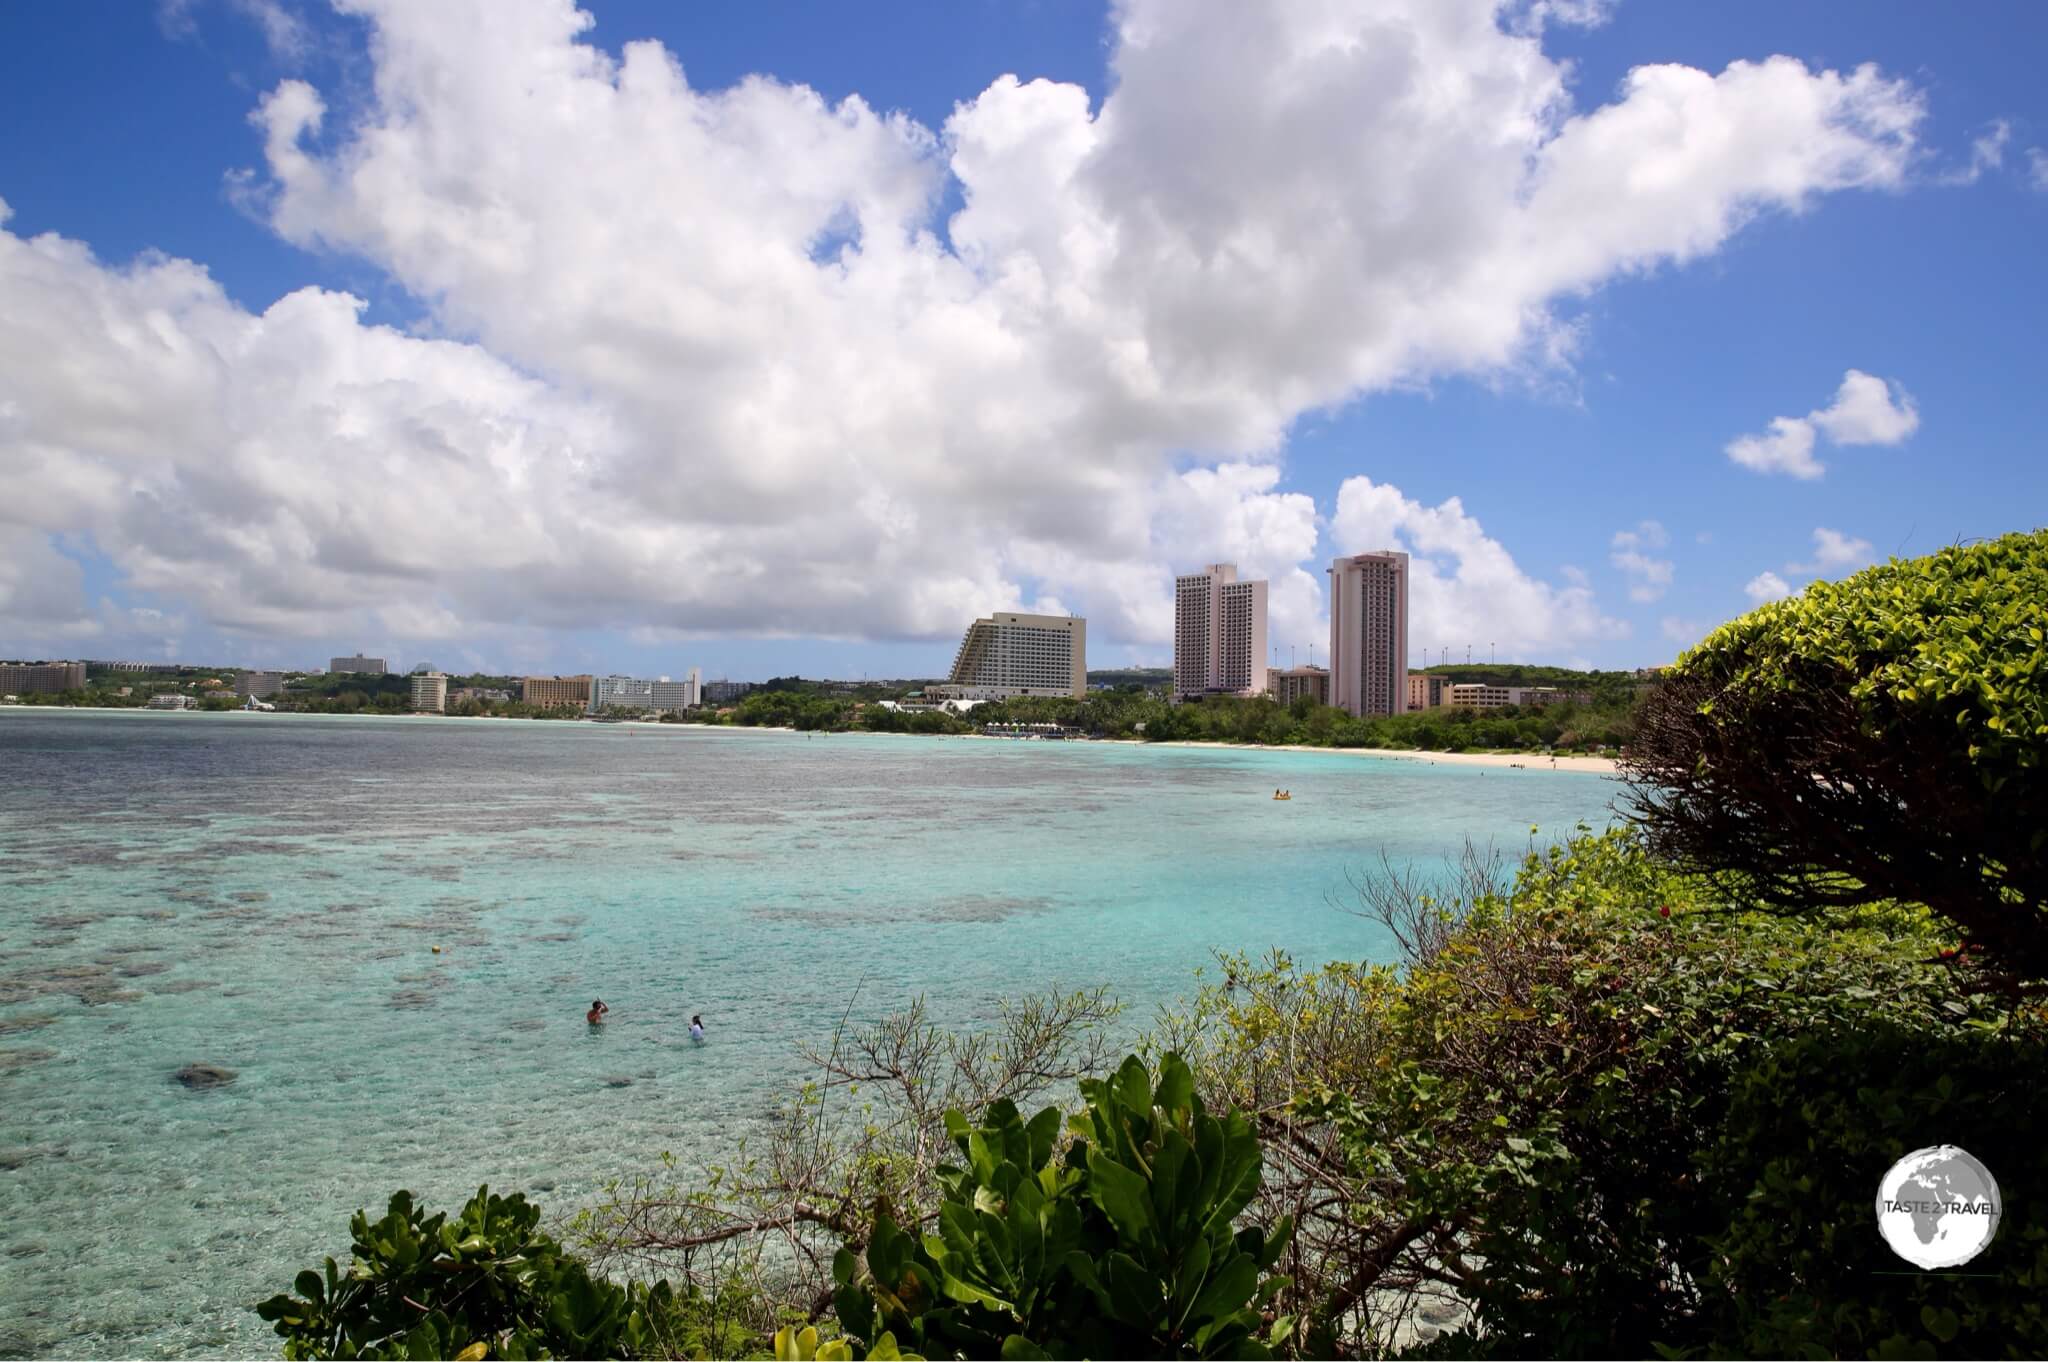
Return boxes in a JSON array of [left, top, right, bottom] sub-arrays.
[[1140, 739, 1619, 774]]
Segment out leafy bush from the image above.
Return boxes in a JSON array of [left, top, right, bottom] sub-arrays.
[[829, 1054, 1293, 1360], [1624, 529, 2048, 980], [1158, 830, 2044, 1358], [257, 1186, 705, 1359]]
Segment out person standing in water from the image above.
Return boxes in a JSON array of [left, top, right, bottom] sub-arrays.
[[587, 999, 609, 1026], [688, 1014, 705, 1044]]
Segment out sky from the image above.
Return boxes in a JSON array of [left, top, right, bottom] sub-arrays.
[[1, 0, 2044, 681]]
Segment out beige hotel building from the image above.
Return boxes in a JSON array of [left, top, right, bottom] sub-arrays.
[[1173, 563, 1268, 701], [1269, 664, 1329, 707], [930, 612, 1086, 701], [0, 661, 87, 694], [1328, 551, 1410, 717], [522, 675, 593, 708]]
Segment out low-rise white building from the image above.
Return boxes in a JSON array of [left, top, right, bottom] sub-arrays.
[[878, 697, 985, 715], [1511, 687, 1593, 708], [650, 667, 702, 712], [147, 694, 196, 710], [1446, 684, 1592, 710]]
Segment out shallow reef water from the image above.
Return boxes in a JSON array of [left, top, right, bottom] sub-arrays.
[[0, 709, 1616, 1356]]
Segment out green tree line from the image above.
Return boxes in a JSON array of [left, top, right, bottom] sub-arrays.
[[663, 684, 1638, 754]]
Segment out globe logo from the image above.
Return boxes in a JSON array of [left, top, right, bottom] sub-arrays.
[[1876, 1145, 2001, 1269]]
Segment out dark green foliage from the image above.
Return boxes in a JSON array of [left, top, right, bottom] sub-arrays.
[[731, 690, 861, 730], [1204, 830, 2047, 1358], [972, 689, 1637, 753], [833, 1054, 1291, 1360], [1415, 663, 1644, 706], [1625, 529, 2048, 979], [257, 1186, 689, 1359], [1694, 1023, 2048, 1358]]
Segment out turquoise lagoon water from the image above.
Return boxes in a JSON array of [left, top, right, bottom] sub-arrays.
[[0, 710, 1619, 1357]]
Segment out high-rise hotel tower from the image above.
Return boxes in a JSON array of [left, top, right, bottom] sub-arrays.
[[1173, 563, 1268, 700], [1327, 551, 1409, 716]]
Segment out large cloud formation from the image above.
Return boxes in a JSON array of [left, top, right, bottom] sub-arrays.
[[0, 0, 1924, 663]]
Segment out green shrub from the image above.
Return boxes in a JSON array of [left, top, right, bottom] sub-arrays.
[[257, 1186, 697, 1359], [1625, 529, 2048, 980], [830, 1054, 1292, 1360], [1169, 830, 2043, 1358]]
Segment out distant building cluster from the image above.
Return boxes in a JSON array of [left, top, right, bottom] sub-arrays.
[[0, 655, 755, 719], [1172, 561, 1437, 714], [1143, 549, 1602, 718], [12, 558, 1628, 725]]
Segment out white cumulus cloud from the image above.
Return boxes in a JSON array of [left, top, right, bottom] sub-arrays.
[[1737, 525, 1876, 613], [1727, 368, 1917, 479], [1810, 369, 1920, 446], [1727, 416, 1823, 479], [1795, 526, 1876, 572], [1744, 571, 1794, 603], [0, 0, 1930, 662]]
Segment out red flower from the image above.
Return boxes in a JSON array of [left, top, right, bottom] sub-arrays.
[[1659, 905, 1671, 919]]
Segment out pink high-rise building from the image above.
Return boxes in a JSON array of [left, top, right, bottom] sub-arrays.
[[1174, 564, 1268, 700], [1328, 551, 1409, 716]]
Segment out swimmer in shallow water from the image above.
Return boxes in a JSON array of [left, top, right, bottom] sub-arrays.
[[587, 999, 609, 1025], [689, 1014, 705, 1043]]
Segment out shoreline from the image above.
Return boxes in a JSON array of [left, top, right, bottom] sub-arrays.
[[1, 705, 1620, 774], [1114, 737, 1618, 774]]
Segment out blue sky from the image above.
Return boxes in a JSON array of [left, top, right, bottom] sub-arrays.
[[1, 0, 2043, 680]]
